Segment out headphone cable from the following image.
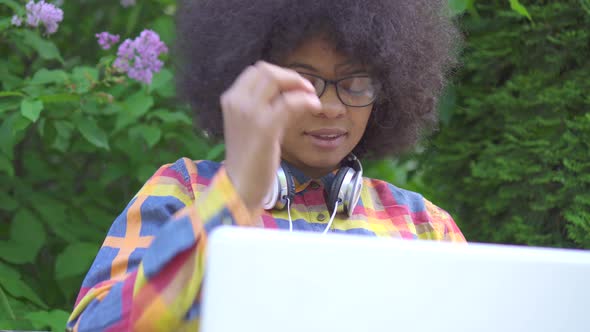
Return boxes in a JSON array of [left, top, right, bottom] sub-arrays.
[[286, 197, 293, 232], [322, 200, 340, 235], [286, 198, 339, 234]]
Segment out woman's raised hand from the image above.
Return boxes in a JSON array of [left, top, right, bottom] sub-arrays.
[[221, 61, 321, 213]]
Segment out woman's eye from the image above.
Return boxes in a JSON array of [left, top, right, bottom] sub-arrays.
[[303, 76, 319, 85], [299, 74, 324, 92], [340, 77, 372, 95]]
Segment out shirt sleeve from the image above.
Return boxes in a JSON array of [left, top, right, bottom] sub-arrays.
[[423, 198, 467, 243], [67, 158, 257, 332]]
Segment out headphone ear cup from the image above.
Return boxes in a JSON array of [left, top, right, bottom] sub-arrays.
[[264, 163, 295, 210], [284, 165, 295, 203], [281, 162, 295, 204], [327, 166, 351, 214], [262, 174, 280, 210]]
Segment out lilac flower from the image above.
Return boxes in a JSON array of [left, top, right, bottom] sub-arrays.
[[113, 30, 168, 84], [25, 0, 64, 35], [120, 0, 136, 7], [96, 32, 120, 50], [11, 15, 22, 27]]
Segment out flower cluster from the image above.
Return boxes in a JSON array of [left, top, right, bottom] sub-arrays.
[[11, 15, 22, 26], [96, 32, 120, 50], [120, 0, 136, 8], [12, 0, 64, 35], [113, 30, 168, 84]]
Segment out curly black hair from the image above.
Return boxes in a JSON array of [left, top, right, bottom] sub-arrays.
[[174, 0, 461, 159]]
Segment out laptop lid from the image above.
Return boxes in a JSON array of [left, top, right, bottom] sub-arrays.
[[201, 227, 590, 332]]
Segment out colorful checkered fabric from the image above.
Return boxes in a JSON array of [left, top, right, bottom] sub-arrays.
[[67, 158, 465, 331]]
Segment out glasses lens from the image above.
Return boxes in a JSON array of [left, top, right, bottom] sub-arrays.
[[299, 73, 325, 97], [337, 76, 376, 107]]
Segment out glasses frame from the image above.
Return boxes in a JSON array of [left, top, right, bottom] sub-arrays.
[[296, 72, 378, 108]]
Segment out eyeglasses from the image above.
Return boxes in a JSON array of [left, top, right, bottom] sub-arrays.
[[297, 72, 378, 107]]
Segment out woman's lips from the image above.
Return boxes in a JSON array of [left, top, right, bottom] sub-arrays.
[[304, 129, 347, 149]]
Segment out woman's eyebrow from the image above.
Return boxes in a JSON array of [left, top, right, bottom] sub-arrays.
[[336, 65, 368, 77], [286, 62, 367, 75], [335, 60, 364, 71], [340, 69, 368, 76], [286, 62, 317, 72]]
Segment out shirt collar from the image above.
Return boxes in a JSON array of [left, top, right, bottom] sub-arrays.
[[282, 160, 339, 193]]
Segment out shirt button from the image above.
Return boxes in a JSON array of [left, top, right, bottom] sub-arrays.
[[317, 213, 326, 221], [310, 182, 320, 189]]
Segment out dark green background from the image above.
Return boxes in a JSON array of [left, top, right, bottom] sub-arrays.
[[0, 0, 588, 330]]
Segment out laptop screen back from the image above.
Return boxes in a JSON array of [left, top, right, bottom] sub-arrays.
[[201, 227, 590, 332]]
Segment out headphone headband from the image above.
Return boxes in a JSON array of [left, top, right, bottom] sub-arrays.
[[263, 154, 363, 217]]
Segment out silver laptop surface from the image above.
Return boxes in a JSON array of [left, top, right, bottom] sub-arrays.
[[201, 227, 590, 332]]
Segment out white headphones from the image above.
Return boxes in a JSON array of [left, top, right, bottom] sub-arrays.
[[262, 154, 363, 217]]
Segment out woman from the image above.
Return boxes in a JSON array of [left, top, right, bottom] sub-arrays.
[[67, 0, 465, 330]]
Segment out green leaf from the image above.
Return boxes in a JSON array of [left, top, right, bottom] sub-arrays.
[[125, 2, 143, 35], [206, 143, 226, 160], [0, 191, 18, 211], [115, 91, 154, 131], [55, 242, 99, 280], [75, 116, 110, 150], [137, 163, 157, 182], [0, 0, 24, 14], [21, 30, 64, 63], [0, 262, 21, 285], [0, 262, 46, 307], [508, 0, 532, 21], [448, 0, 468, 16], [0, 17, 11, 31], [0, 91, 25, 97], [0, 286, 15, 320], [0, 152, 13, 176], [7, 209, 46, 261], [0, 112, 31, 158], [11, 209, 45, 242], [30, 68, 68, 85], [20, 98, 44, 122], [0, 70, 23, 91], [0, 319, 34, 330], [151, 15, 175, 46], [72, 66, 99, 94], [38, 93, 80, 104], [0, 272, 47, 308], [52, 120, 74, 152], [147, 109, 192, 125], [438, 85, 456, 126], [26, 309, 70, 332], [148, 68, 173, 96], [0, 97, 20, 115], [130, 124, 162, 148], [29, 197, 92, 243]]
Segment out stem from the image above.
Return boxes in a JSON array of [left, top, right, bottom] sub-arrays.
[[0, 286, 16, 320]]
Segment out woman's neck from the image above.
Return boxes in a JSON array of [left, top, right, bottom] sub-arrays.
[[281, 159, 338, 179]]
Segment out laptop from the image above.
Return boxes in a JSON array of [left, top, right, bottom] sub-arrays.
[[201, 227, 590, 332]]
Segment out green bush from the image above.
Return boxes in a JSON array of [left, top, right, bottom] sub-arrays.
[[0, 0, 223, 330], [0, 0, 560, 330], [421, 0, 590, 248]]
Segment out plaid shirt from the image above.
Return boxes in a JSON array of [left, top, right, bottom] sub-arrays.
[[67, 158, 465, 331]]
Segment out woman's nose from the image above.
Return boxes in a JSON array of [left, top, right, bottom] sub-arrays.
[[312, 85, 346, 118]]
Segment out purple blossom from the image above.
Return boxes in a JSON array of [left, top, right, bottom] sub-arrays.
[[113, 30, 168, 84], [25, 0, 64, 35], [11, 15, 22, 27], [96, 32, 120, 50], [120, 0, 136, 7]]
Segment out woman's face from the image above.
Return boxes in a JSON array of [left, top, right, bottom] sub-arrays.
[[279, 36, 374, 178]]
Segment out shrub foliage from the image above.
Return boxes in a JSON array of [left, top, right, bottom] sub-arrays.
[[0, 0, 577, 330], [421, 0, 590, 248]]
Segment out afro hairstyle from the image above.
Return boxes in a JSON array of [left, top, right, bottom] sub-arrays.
[[174, 0, 461, 158]]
